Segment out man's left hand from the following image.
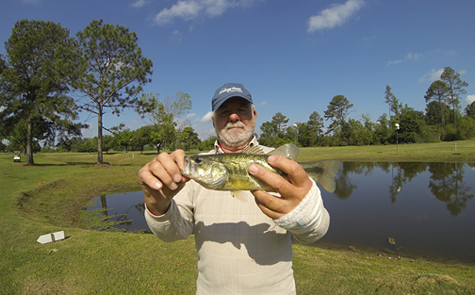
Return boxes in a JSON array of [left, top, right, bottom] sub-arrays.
[[248, 155, 313, 219]]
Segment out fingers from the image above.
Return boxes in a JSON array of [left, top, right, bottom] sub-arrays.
[[248, 156, 313, 219], [249, 156, 312, 197], [138, 150, 186, 191], [138, 150, 189, 216], [266, 156, 311, 188], [252, 190, 287, 220]]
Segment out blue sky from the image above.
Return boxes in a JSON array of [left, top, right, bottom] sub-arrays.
[[1, 0, 474, 140]]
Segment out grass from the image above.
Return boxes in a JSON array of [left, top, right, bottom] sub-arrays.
[[1, 141, 475, 294]]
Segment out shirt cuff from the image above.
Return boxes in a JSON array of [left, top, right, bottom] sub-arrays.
[[274, 179, 322, 230], [145, 200, 175, 221]]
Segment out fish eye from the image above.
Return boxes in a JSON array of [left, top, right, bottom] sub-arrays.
[[194, 157, 202, 164]]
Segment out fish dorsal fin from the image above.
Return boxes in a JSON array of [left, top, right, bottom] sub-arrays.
[[242, 145, 266, 155], [267, 143, 300, 161]]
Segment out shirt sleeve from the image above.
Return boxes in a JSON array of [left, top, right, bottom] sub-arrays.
[[273, 179, 330, 244], [144, 183, 195, 242]]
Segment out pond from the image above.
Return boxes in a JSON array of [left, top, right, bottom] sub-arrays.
[[84, 162, 475, 265]]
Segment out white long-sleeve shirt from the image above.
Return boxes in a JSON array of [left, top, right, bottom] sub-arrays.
[[145, 139, 330, 294]]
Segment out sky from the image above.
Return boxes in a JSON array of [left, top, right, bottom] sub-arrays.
[[1, 0, 475, 140]]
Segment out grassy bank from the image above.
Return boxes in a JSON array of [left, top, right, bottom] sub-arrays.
[[1, 141, 475, 294]]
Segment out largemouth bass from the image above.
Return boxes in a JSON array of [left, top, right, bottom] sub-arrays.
[[180, 143, 340, 194]]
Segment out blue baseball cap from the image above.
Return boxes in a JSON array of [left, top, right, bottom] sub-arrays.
[[211, 83, 253, 111]]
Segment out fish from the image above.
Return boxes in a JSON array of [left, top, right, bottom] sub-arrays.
[[180, 143, 341, 197]]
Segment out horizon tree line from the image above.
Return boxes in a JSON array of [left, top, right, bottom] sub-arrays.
[[1, 20, 474, 157]]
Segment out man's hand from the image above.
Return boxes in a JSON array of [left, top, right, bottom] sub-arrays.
[[248, 155, 313, 219], [138, 149, 189, 216]]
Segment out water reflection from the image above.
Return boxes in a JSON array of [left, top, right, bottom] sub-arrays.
[[84, 192, 148, 232], [322, 161, 475, 265], [85, 162, 475, 264]]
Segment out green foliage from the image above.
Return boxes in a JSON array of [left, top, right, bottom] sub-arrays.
[[197, 135, 217, 151], [425, 100, 451, 127], [132, 125, 154, 153], [177, 126, 200, 151], [465, 101, 475, 119], [139, 91, 192, 152], [384, 85, 401, 119], [425, 80, 450, 126], [258, 113, 290, 147], [398, 106, 426, 143], [324, 94, 354, 135], [271, 112, 289, 137], [440, 66, 469, 128], [457, 116, 475, 140], [306, 111, 324, 146], [0, 20, 81, 164]]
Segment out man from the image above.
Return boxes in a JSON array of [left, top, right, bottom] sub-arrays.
[[138, 83, 330, 294]]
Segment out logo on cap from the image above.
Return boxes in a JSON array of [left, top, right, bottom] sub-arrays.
[[219, 87, 243, 95]]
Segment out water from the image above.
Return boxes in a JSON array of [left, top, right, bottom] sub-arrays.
[[85, 162, 475, 265]]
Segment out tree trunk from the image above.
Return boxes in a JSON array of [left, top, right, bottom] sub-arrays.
[[26, 116, 34, 165], [97, 109, 103, 165]]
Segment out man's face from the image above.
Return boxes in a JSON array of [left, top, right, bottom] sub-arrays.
[[212, 97, 257, 149]]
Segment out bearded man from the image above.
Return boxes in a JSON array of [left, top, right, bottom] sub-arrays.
[[138, 83, 330, 294]]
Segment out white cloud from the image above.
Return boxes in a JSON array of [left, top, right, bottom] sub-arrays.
[[155, 0, 258, 25], [307, 0, 364, 33], [172, 30, 183, 41], [419, 68, 444, 83], [260, 101, 267, 106], [131, 0, 150, 8], [81, 124, 96, 138], [200, 111, 213, 123], [185, 113, 196, 119], [466, 94, 475, 105], [388, 52, 422, 65]]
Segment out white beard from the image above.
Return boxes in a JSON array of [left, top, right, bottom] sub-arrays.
[[215, 120, 255, 149]]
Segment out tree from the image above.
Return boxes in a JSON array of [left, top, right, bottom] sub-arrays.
[[424, 80, 449, 126], [164, 91, 192, 121], [110, 124, 135, 153], [398, 105, 425, 143], [258, 121, 279, 147], [178, 126, 200, 151], [132, 125, 154, 153], [374, 114, 390, 144], [465, 101, 475, 120], [0, 20, 81, 164], [306, 111, 324, 146], [324, 95, 354, 135], [384, 85, 401, 121], [271, 112, 289, 137], [73, 19, 153, 165], [440, 66, 469, 128], [425, 100, 450, 127], [140, 92, 191, 152]]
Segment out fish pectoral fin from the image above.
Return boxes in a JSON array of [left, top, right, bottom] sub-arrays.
[[267, 143, 300, 161], [231, 190, 248, 202], [312, 160, 341, 193]]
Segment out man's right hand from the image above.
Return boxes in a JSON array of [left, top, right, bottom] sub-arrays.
[[138, 149, 189, 216]]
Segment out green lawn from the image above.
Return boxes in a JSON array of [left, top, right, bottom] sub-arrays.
[[1, 141, 474, 294]]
